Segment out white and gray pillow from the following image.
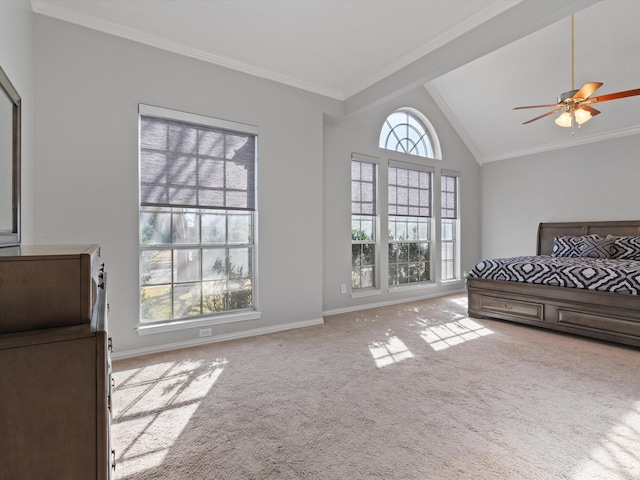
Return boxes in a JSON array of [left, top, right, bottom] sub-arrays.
[[552, 235, 598, 258], [607, 235, 640, 261], [581, 236, 614, 259]]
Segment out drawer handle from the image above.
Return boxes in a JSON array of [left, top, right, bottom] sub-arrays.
[[111, 449, 116, 471], [503, 304, 514, 310]]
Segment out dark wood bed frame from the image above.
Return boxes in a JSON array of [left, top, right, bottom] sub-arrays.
[[467, 220, 640, 348]]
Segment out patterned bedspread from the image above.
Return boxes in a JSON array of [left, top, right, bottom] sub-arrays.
[[468, 255, 640, 295]]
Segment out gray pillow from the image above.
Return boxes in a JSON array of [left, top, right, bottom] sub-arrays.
[[607, 235, 640, 261], [552, 235, 598, 258], [581, 236, 613, 259]]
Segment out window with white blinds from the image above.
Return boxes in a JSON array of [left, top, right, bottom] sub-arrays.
[[351, 158, 377, 290], [139, 106, 258, 324], [388, 163, 433, 286], [441, 172, 459, 281]]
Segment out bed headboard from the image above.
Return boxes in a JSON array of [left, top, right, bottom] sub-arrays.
[[537, 221, 640, 255]]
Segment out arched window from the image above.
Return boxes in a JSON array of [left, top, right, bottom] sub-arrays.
[[379, 108, 441, 159]]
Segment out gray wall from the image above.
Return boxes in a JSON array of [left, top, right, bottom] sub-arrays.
[[29, 7, 635, 357], [33, 15, 341, 356], [0, 1, 34, 243], [480, 134, 640, 259], [322, 87, 481, 313]]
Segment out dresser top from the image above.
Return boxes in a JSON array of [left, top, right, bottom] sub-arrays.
[[0, 244, 100, 259]]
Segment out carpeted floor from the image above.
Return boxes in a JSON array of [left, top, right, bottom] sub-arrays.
[[112, 294, 640, 479]]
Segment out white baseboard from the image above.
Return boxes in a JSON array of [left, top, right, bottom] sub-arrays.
[[112, 317, 324, 360], [322, 288, 466, 317]]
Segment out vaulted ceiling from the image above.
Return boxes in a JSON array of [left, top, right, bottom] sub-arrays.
[[31, 0, 640, 164]]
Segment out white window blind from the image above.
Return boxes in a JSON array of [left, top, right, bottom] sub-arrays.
[[441, 172, 458, 219], [388, 164, 432, 217], [140, 116, 256, 211], [351, 160, 376, 215]]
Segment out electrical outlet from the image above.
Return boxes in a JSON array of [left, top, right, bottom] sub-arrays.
[[341, 284, 347, 294], [199, 328, 212, 338]]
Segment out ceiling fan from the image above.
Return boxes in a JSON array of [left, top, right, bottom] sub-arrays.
[[514, 14, 640, 128]]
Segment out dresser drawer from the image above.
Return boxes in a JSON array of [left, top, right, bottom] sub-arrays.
[[0, 244, 101, 333], [479, 295, 544, 321], [557, 309, 640, 337]]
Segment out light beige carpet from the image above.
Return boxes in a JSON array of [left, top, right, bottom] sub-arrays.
[[112, 294, 640, 479]]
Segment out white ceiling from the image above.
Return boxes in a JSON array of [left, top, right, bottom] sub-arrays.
[[30, 0, 640, 164]]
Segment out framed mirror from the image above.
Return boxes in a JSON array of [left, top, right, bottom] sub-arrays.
[[0, 64, 20, 247]]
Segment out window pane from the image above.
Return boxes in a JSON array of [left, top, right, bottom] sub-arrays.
[[228, 289, 252, 310], [442, 220, 453, 240], [352, 244, 362, 268], [203, 281, 226, 313], [172, 211, 200, 244], [173, 249, 201, 283], [229, 247, 251, 281], [380, 109, 435, 159], [361, 267, 374, 288], [141, 285, 172, 322], [352, 215, 374, 241], [389, 241, 430, 286], [228, 213, 251, 243], [140, 211, 171, 244], [202, 212, 226, 244], [141, 249, 171, 285], [202, 248, 226, 281], [361, 244, 375, 266], [396, 220, 408, 241], [173, 282, 202, 318]]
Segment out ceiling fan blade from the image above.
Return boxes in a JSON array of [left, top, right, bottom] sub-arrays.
[[572, 82, 603, 100], [513, 103, 559, 110], [521, 107, 564, 125], [588, 88, 640, 103], [579, 104, 600, 117]]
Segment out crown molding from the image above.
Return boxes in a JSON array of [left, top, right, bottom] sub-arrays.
[[30, 0, 343, 100], [481, 125, 640, 163]]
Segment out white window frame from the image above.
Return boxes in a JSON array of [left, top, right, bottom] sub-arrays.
[[440, 170, 460, 282], [379, 107, 442, 161], [137, 104, 261, 335], [351, 153, 380, 293], [387, 160, 434, 288]]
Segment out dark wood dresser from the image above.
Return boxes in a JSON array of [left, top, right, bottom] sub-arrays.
[[0, 245, 114, 479]]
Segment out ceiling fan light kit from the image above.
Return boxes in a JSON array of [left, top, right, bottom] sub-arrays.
[[514, 14, 640, 131]]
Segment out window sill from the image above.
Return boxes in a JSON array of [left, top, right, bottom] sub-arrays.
[[136, 310, 263, 336], [388, 282, 437, 294], [351, 288, 382, 299]]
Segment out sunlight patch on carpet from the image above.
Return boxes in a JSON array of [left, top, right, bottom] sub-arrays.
[[112, 358, 226, 477], [450, 296, 468, 308], [369, 335, 414, 367], [418, 317, 493, 351], [570, 400, 640, 479]]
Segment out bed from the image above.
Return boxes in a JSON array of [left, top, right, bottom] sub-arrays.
[[467, 220, 640, 348]]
